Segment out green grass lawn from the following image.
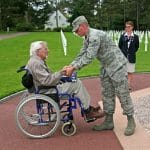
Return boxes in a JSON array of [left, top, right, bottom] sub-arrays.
[[0, 32, 149, 99]]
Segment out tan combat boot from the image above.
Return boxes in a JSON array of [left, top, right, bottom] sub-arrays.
[[124, 115, 136, 136], [92, 114, 114, 131]]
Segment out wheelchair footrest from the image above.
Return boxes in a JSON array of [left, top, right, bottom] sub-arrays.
[[61, 110, 68, 113], [85, 117, 97, 123]]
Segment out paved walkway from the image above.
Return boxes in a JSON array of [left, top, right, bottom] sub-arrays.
[[0, 73, 150, 150], [114, 88, 150, 150], [0, 32, 29, 40]]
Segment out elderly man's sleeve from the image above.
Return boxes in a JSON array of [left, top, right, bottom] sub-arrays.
[[71, 38, 100, 69], [32, 63, 62, 86]]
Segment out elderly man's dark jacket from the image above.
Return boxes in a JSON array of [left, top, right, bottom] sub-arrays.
[[118, 33, 139, 63]]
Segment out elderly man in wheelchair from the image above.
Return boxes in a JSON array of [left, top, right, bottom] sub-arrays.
[[16, 41, 104, 138]]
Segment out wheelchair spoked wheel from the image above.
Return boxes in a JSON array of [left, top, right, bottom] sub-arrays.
[[61, 121, 77, 136], [16, 94, 60, 138]]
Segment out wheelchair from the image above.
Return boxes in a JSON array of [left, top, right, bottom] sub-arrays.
[[16, 67, 97, 138]]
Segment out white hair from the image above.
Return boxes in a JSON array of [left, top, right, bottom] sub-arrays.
[[30, 41, 47, 56]]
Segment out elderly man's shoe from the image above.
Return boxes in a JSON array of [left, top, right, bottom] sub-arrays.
[[90, 106, 105, 118], [84, 106, 105, 122], [92, 106, 101, 111]]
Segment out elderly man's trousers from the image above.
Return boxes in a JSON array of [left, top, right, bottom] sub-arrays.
[[57, 79, 90, 109]]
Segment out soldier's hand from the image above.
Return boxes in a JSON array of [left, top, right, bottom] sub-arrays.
[[66, 66, 75, 77]]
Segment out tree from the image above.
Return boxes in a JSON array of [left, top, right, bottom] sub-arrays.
[[0, 0, 150, 31], [0, 0, 53, 31], [28, 0, 53, 29], [68, 0, 99, 27], [0, 0, 14, 30]]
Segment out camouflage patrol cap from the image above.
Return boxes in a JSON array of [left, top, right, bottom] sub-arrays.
[[72, 16, 88, 32]]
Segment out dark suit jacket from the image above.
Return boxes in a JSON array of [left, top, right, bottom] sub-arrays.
[[118, 33, 139, 63]]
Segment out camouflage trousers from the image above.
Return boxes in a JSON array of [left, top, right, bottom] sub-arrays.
[[101, 73, 134, 116]]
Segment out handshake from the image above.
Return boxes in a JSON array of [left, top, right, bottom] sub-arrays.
[[61, 65, 76, 77]]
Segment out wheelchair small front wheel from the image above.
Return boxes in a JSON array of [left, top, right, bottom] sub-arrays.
[[61, 122, 77, 136]]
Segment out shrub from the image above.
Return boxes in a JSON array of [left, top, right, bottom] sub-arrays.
[[62, 26, 72, 32], [52, 26, 72, 32], [16, 23, 34, 32], [53, 27, 62, 32]]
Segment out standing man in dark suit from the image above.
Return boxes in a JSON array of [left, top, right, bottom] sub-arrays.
[[119, 21, 139, 90]]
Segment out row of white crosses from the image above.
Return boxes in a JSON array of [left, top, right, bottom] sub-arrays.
[[107, 30, 149, 52], [60, 30, 149, 56], [144, 31, 149, 52]]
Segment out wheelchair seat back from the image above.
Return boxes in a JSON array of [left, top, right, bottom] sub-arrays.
[[17, 66, 34, 89]]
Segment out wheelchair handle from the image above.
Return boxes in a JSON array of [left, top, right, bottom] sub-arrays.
[[17, 65, 27, 73]]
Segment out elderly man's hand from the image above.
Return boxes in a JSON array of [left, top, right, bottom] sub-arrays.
[[62, 66, 75, 77], [61, 67, 67, 75]]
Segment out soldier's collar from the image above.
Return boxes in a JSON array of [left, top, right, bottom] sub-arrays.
[[84, 29, 90, 39]]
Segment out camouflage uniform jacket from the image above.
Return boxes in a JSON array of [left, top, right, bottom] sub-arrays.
[[71, 28, 128, 82]]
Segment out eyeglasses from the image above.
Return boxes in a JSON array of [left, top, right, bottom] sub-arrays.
[[125, 25, 132, 28]]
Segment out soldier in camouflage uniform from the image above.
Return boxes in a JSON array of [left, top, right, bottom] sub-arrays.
[[65, 16, 136, 136]]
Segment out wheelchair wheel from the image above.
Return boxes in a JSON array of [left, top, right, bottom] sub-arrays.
[[16, 94, 60, 138], [61, 122, 77, 136]]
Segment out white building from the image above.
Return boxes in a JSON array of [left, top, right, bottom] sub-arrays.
[[45, 10, 70, 30]]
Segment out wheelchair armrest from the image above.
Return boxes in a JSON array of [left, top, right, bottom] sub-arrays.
[[37, 86, 60, 105], [37, 86, 57, 90], [60, 76, 72, 82], [17, 65, 26, 73], [60, 72, 77, 83], [37, 86, 58, 94]]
